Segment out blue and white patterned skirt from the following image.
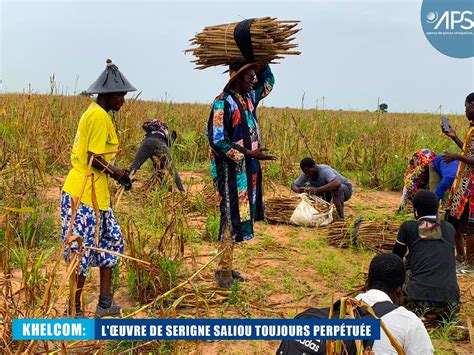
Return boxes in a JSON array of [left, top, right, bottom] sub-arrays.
[[60, 192, 124, 276]]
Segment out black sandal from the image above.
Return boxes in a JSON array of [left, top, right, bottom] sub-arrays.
[[215, 270, 247, 282], [217, 274, 235, 288]]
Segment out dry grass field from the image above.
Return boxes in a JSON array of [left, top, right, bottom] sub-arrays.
[[1, 93, 472, 353]]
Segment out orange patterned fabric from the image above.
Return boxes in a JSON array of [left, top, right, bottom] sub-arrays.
[[447, 127, 474, 221], [403, 149, 436, 199]]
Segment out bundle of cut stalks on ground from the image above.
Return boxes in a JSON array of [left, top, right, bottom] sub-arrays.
[[327, 220, 399, 253], [355, 221, 398, 252], [265, 195, 301, 223], [326, 221, 351, 248], [186, 17, 301, 69]]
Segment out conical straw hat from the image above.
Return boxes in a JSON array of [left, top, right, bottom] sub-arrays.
[[86, 59, 137, 94]]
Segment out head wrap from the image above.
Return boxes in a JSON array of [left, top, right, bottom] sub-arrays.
[[403, 149, 437, 199], [224, 62, 255, 92], [142, 119, 169, 138]]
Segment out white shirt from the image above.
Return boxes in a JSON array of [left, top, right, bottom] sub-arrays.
[[356, 289, 434, 355]]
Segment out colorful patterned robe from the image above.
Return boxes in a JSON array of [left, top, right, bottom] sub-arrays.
[[207, 65, 274, 242], [401, 149, 436, 204], [447, 127, 474, 221]]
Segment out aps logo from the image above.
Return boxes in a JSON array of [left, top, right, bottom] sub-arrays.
[[425, 10, 474, 30], [421, 0, 474, 58]]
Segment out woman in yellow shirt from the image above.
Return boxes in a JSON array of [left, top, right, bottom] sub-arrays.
[[62, 60, 135, 318]]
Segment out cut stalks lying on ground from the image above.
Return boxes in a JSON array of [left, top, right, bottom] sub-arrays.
[[326, 220, 398, 252]]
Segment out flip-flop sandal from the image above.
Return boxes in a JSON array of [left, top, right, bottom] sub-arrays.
[[231, 270, 247, 282], [215, 270, 247, 282], [217, 275, 235, 288], [63, 306, 83, 318]]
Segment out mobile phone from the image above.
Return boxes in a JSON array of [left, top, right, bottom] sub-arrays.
[[441, 116, 450, 134]]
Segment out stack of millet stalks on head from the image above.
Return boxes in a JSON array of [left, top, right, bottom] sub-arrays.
[[185, 17, 301, 69]]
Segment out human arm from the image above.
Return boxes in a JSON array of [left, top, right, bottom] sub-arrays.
[[252, 64, 274, 104], [129, 138, 153, 173], [305, 178, 341, 195], [291, 183, 303, 193], [87, 118, 131, 190], [434, 176, 455, 200], [87, 152, 132, 191], [173, 170, 186, 194], [443, 125, 464, 150], [398, 186, 409, 211], [161, 148, 186, 194], [207, 99, 247, 162], [393, 223, 408, 259], [442, 151, 474, 166], [303, 166, 342, 195], [207, 99, 275, 161], [291, 174, 309, 193]]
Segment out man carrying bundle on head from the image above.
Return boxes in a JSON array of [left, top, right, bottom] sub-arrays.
[[61, 60, 135, 318], [291, 157, 353, 219], [207, 62, 276, 288]]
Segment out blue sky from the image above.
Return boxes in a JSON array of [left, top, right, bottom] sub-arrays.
[[1, 0, 473, 113]]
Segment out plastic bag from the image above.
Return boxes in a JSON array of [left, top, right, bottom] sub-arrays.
[[289, 194, 334, 227]]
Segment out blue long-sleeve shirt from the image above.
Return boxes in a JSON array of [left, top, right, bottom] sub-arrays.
[[432, 155, 459, 200]]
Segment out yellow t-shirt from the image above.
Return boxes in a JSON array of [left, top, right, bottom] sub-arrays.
[[63, 102, 119, 210]]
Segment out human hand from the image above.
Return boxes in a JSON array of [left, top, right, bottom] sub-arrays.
[[253, 62, 269, 74], [304, 187, 318, 195], [398, 196, 406, 213], [442, 124, 457, 139], [113, 170, 132, 191], [248, 148, 277, 161]]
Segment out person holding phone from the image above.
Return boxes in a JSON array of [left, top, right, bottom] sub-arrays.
[[442, 92, 474, 268]]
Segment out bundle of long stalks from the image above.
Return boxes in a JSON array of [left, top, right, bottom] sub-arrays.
[[186, 17, 301, 69], [327, 220, 398, 252], [265, 194, 331, 224], [326, 221, 351, 248], [265, 195, 300, 223], [355, 221, 398, 252]]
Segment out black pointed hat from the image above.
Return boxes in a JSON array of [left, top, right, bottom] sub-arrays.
[[86, 59, 137, 94]]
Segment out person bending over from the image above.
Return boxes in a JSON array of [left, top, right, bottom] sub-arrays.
[[129, 118, 185, 194], [291, 157, 353, 219]]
